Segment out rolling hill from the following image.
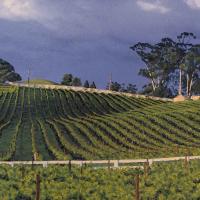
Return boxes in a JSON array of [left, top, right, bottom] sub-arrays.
[[22, 79, 58, 85], [0, 85, 200, 161]]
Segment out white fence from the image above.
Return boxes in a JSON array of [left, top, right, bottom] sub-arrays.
[[1, 156, 200, 168]]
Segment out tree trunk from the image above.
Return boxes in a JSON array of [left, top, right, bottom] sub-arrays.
[[151, 80, 156, 92], [178, 68, 182, 95], [189, 78, 193, 97], [186, 74, 189, 97], [187, 72, 194, 97]]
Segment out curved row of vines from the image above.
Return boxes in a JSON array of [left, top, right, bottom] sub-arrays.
[[0, 86, 199, 161]]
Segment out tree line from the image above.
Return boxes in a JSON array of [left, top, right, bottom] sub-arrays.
[[131, 32, 200, 97], [61, 73, 96, 88], [61, 73, 137, 93], [1, 32, 200, 98]]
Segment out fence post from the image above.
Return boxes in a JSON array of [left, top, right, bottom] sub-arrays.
[[43, 161, 48, 168], [68, 160, 71, 173], [135, 174, 140, 200], [114, 160, 119, 168], [108, 160, 111, 170], [184, 156, 189, 173], [36, 174, 40, 200], [144, 162, 148, 178]]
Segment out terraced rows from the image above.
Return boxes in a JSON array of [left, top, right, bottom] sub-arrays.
[[0, 86, 200, 160]]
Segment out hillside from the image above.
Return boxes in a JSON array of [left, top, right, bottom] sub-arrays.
[[0, 86, 200, 161], [22, 79, 57, 85]]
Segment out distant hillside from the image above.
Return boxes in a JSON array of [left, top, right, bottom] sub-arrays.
[[23, 79, 58, 85]]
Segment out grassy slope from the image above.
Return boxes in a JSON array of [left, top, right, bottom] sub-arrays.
[[0, 86, 199, 161], [22, 79, 58, 85]]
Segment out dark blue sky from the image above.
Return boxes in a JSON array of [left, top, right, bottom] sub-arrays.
[[0, 0, 200, 89]]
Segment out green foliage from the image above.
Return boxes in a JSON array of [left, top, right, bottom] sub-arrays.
[[61, 73, 73, 86], [0, 86, 200, 161], [0, 165, 136, 199], [90, 81, 96, 89], [72, 77, 82, 86], [61, 74, 82, 87], [0, 59, 21, 83], [131, 32, 200, 97], [106, 81, 121, 91], [1, 160, 200, 199], [23, 79, 57, 85], [83, 80, 90, 88]]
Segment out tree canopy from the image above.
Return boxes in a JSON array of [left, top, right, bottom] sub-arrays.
[[0, 59, 21, 83], [61, 73, 82, 87], [130, 32, 200, 97]]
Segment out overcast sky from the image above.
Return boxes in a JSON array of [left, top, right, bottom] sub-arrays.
[[0, 0, 200, 88]]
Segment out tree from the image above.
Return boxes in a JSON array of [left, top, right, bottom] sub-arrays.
[[0, 59, 21, 83], [130, 40, 175, 97], [173, 32, 196, 95], [184, 45, 200, 96], [130, 32, 198, 97], [61, 74, 73, 86], [83, 80, 90, 88], [106, 81, 121, 91], [130, 42, 159, 92], [71, 77, 82, 86], [90, 81, 96, 89], [126, 84, 137, 93]]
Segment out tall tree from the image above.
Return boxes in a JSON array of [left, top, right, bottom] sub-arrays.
[[90, 81, 96, 89], [131, 39, 175, 96], [72, 77, 82, 86], [0, 59, 21, 83], [184, 45, 200, 96], [61, 74, 73, 86], [83, 80, 90, 88], [131, 32, 197, 97], [126, 84, 137, 94], [106, 81, 121, 91], [130, 43, 158, 92], [174, 32, 196, 95]]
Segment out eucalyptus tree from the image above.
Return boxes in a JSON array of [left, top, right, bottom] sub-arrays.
[[131, 32, 197, 97], [131, 39, 175, 96], [173, 32, 196, 95], [130, 42, 159, 92], [184, 45, 200, 96]]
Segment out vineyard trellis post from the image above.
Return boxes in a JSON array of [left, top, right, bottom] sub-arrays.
[[68, 160, 72, 173], [184, 156, 189, 173], [135, 174, 140, 200], [108, 159, 111, 170], [36, 174, 40, 200], [144, 161, 149, 178]]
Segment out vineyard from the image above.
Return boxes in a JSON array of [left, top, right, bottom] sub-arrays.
[[0, 86, 200, 161], [0, 159, 200, 199]]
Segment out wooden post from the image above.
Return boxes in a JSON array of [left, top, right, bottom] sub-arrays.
[[108, 160, 111, 170], [144, 161, 149, 178], [34, 152, 37, 161], [135, 174, 140, 200], [184, 156, 189, 173], [68, 160, 71, 173], [36, 174, 40, 200], [80, 163, 83, 175]]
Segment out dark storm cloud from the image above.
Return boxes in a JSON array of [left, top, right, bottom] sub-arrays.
[[0, 0, 199, 88]]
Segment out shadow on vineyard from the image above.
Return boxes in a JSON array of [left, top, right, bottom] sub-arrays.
[[1, 86, 200, 161]]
